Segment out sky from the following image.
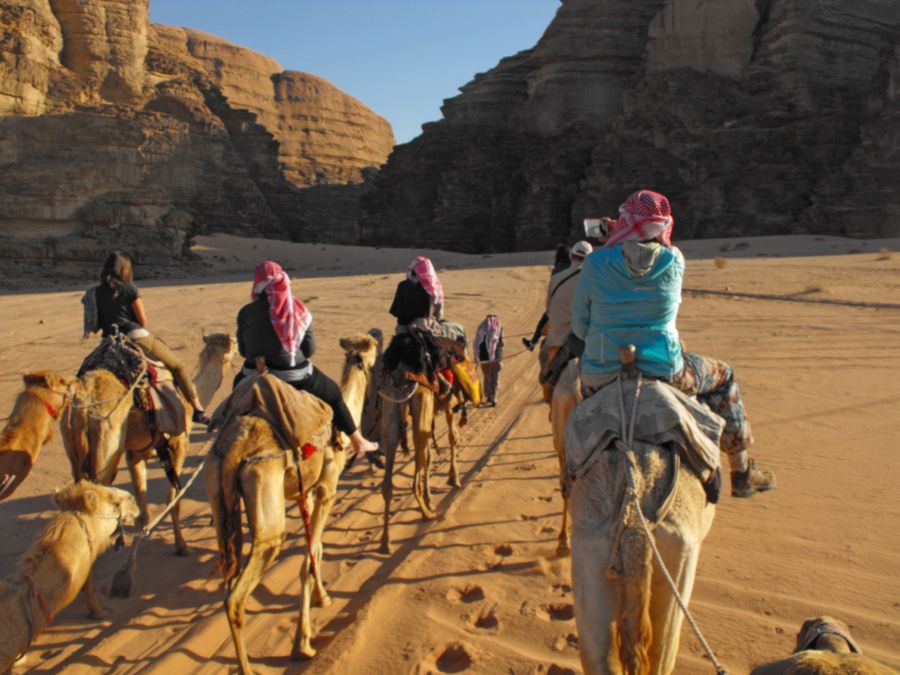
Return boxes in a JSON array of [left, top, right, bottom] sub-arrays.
[[148, 0, 561, 145]]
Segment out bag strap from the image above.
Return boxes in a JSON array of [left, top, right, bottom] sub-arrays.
[[549, 267, 581, 302]]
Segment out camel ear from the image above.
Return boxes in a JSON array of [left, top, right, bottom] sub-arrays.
[[81, 489, 100, 514], [23, 371, 50, 388]]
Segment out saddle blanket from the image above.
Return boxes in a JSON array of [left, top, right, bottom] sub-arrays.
[[564, 376, 723, 488]]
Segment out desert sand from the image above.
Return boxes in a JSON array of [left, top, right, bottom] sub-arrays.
[[1, 233, 899, 675]]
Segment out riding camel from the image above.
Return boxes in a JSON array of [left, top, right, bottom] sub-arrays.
[[378, 371, 462, 553], [750, 616, 899, 675], [0, 480, 140, 672], [59, 333, 236, 610], [206, 333, 378, 675], [567, 350, 720, 675], [0, 371, 79, 501], [549, 358, 581, 557]]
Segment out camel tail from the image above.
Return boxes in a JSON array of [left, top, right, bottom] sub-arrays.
[[614, 513, 653, 675], [207, 425, 245, 587]]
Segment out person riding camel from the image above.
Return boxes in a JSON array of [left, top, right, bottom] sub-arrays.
[[83, 251, 211, 425], [539, 240, 593, 402], [389, 256, 444, 336], [569, 190, 777, 498], [233, 261, 378, 457], [523, 244, 572, 352]]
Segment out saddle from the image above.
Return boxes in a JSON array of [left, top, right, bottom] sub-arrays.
[[77, 331, 186, 489]]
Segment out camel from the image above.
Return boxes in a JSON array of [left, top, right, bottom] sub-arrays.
[[567, 348, 720, 675], [549, 358, 581, 557], [59, 333, 236, 609], [0, 480, 140, 672], [378, 375, 462, 553], [0, 371, 79, 501], [750, 616, 899, 675], [206, 333, 378, 674]]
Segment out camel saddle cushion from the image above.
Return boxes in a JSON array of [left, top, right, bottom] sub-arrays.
[[383, 331, 467, 388], [77, 335, 144, 383], [564, 377, 723, 489], [209, 372, 332, 451], [148, 380, 186, 437]]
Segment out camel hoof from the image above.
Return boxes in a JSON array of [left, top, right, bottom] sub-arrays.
[[89, 607, 112, 620], [422, 510, 437, 521], [176, 545, 194, 557], [378, 540, 392, 555], [447, 477, 462, 489], [110, 569, 133, 598], [555, 544, 571, 558], [291, 644, 317, 660], [314, 593, 333, 609]]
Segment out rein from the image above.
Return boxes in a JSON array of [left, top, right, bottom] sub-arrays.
[[378, 382, 418, 404], [74, 360, 148, 422], [31, 386, 74, 419]]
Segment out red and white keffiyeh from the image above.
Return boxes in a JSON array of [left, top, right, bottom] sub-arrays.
[[407, 256, 444, 306], [252, 261, 312, 366], [605, 190, 674, 248], [474, 315, 502, 362]]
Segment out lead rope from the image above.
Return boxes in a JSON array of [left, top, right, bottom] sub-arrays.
[[617, 373, 729, 675]]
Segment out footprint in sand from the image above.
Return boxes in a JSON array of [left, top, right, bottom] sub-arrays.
[[547, 665, 577, 675], [447, 584, 486, 604], [494, 544, 513, 557], [470, 604, 500, 631], [552, 582, 572, 595], [552, 633, 579, 651], [540, 602, 575, 621], [433, 642, 474, 673], [537, 495, 553, 502]]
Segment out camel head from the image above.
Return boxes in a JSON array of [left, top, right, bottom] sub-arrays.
[[200, 333, 238, 365], [795, 616, 860, 655], [340, 333, 380, 374], [53, 480, 140, 524], [22, 371, 80, 418]]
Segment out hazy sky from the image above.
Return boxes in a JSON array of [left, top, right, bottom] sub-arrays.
[[148, 0, 560, 145]]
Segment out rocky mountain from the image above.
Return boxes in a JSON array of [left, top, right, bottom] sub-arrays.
[[0, 0, 394, 276], [361, 0, 900, 252]]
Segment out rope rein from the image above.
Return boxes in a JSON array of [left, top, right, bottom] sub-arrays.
[[615, 372, 729, 675], [378, 381, 418, 404]]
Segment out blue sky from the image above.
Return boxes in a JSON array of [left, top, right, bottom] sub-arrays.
[[149, 0, 560, 145]]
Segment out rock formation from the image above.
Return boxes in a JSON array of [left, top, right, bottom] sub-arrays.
[[361, 0, 900, 252], [0, 0, 394, 280]]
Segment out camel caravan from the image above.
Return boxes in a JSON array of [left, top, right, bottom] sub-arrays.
[[1, 239, 897, 675]]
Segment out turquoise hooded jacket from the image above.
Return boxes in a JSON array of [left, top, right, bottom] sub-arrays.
[[571, 245, 684, 379]]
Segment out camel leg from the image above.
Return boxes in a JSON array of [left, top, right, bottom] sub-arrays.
[[570, 531, 616, 675], [379, 401, 402, 553], [168, 435, 192, 556], [557, 497, 570, 557], [126, 452, 150, 531], [445, 399, 461, 488], [226, 467, 286, 675], [411, 391, 436, 520], [308, 483, 336, 608], [83, 570, 110, 619]]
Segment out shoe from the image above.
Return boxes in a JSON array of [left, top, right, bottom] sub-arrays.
[[192, 409, 212, 426], [731, 460, 777, 498], [522, 338, 535, 352]]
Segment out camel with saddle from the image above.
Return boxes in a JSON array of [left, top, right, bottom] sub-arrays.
[[566, 346, 720, 675], [751, 616, 899, 675], [0, 371, 79, 501], [206, 332, 378, 675], [0, 480, 139, 672], [548, 357, 581, 556], [377, 329, 476, 553], [59, 332, 236, 610]]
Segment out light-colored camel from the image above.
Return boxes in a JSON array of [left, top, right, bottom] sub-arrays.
[[549, 358, 581, 557], [60, 333, 236, 611], [0, 480, 140, 672], [0, 371, 79, 501], [569, 437, 715, 675], [206, 333, 378, 675], [378, 377, 462, 553], [750, 616, 899, 675]]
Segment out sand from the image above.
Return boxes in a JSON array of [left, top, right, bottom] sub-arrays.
[[1, 233, 899, 674]]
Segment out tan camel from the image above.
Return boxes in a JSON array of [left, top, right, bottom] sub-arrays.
[[206, 333, 378, 675], [0, 480, 140, 672], [0, 371, 79, 501], [750, 616, 899, 675], [378, 378, 462, 553], [549, 358, 581, 556], [59, 333, 236, 610]]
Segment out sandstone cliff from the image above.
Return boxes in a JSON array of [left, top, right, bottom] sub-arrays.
[[0, 0, 394, 279], [361, 0, 900, 252]]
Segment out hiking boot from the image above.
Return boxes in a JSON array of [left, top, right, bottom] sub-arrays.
[[731, 460, 777, 498], [522, 338, 535, 352], [192, 409, 212, 426]]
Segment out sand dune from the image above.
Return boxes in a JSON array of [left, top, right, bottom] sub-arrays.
[[1, 235, 898, 674]]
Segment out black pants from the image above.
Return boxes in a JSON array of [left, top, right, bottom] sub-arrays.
[[233, 365, 357, 435]]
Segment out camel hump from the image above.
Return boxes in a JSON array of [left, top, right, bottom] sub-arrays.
[[619, 344, 637, 379]]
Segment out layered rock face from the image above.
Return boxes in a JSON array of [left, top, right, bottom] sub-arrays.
[[0, 1, 393, 278], [362, 0, 900, 251]]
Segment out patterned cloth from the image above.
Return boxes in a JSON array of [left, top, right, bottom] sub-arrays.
[[606, 190, 674, 248], [474, 315, 502, 362], [407, 256, 444, 307], [670, 352, 754, 454], [81, 286, 99, 338], [252, 261, 312, 367]]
